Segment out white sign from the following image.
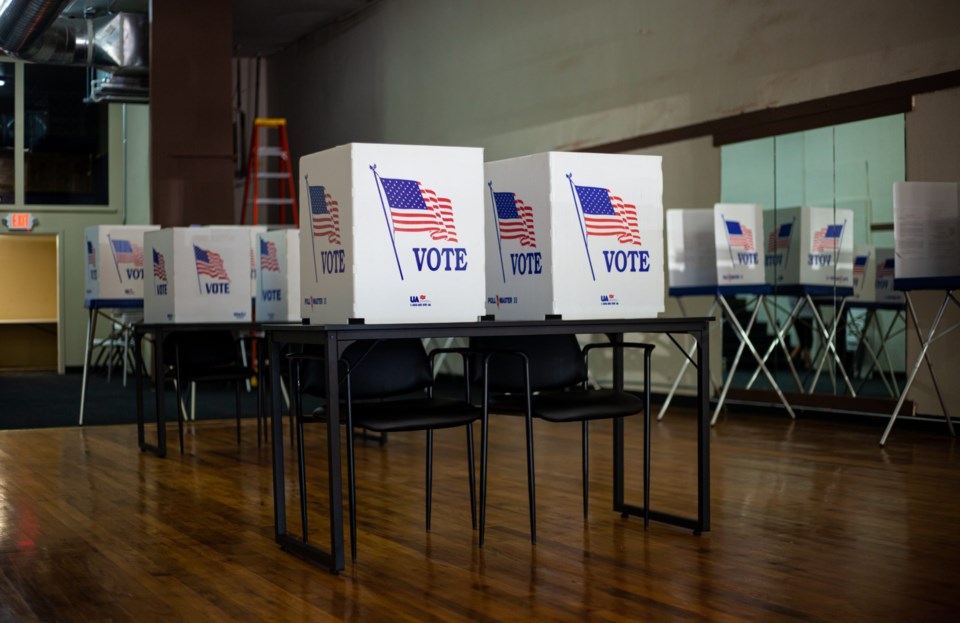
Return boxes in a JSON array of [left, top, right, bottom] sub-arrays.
[[764, 206, 855, 290], [484, 151, 664, 320], [203, 225, 268, 297], [713, 203, 766, 286], [299, 143, 486, 324], [144, 228, 252, 323], [893, 181, 960, 281], [84, 225, 160, 303]]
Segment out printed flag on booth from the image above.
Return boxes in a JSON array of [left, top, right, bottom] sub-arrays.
[[812, 224, 843, 253], [260, 239, 280, 272], [308, 183, 341, 244], [494, 191, 536, 247], [381, 177, 458, 243], [574, 184, 641, 245], [767, 223, 793, 253], [112, 239, 144, 267], [87, 240, 96, 268], [725, 220, 755, 252], [194, 245, 230, 281], [153, 249, 167, 282]]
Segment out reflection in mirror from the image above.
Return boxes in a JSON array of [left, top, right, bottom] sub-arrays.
[[719, 114, 906, 400]]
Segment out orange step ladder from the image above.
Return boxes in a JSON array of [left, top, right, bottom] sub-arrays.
[[241, 118, 299, 226]]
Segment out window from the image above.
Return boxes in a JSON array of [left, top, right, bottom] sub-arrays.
[[24, 64, 109, 205], [0, 62, 14, 204]]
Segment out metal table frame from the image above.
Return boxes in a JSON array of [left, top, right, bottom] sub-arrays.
[[266, 316, 712, 573], [80, 299, 143, 426], [134, 321, 267, 458]]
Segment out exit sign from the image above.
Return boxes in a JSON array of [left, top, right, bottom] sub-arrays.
[[2, 213, 38, 231]]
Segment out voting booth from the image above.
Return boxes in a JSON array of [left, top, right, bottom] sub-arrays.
[[663, 205, 794, 423], [874, 248, 903, 304], [764, 206, 855, 291], [299, 143, 486, 324], [850, 245, 877, 302], [143, 228, 252, 323], [84, 225, 160, 303], [484, 151, 663, 320], [256, 229, 300, 322], [882, 181, 960, 446]]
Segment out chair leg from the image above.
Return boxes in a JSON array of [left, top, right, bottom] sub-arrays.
[[467, 423, 476, 530], [425, 429, 433, 532], [582, 420, 589, 519]]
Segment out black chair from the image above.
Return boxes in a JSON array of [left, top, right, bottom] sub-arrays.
[[163, 330, 259, 454], [473, 334, 654, 546], [291, 339, 482, 561]]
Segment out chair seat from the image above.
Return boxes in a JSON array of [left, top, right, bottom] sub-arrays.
[[533, 389, 645, 422], [311, 398, 481, 433]]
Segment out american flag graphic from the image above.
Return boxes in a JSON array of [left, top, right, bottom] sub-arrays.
[[766, 223, 793, 253], [812, 224, 843, 252], [112, 239, 144, 267], [574, 185, 641, 245], [494, 191, 536, 247], [877, 258, 895, 279], [87, 240, 96, 267], [853, 255, 868, 277], [308, 183, 342, 244], [194, 245, 230, 281], [153, 249, 167, 282], [724, 220, 754, 251], [260, 239, 280, 272], [381, 177, 458, 242]]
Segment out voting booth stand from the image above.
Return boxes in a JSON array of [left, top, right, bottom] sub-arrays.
[[80, 225, 160, 425], [298, 143, 486, 325], [483, 151, 664, 320], [748, 206, 856, 397], [663, 205, 795, 425], [843, 246, 906, 398], [881, 182, 960, 446]]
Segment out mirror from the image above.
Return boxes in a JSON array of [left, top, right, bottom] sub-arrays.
[[719, 114, 906, 401]]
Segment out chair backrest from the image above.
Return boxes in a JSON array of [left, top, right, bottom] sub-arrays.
[[299, 339, 433, 400], [470, 334, 586, 393], [163, 330, 239, 369]]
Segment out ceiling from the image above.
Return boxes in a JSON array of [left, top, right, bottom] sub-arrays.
[[62, 0, 374, 57]]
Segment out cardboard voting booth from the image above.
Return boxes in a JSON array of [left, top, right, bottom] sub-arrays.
[[893, 181, 960, 283], [143, 228, 252, 323], [256, 229, 300, 321], [484, 151, 663, 320], [763, 206, 855, 291], [874, 248, 904, 304], [850, 245, 876, 302], [84, 225, 160, 303], [299, 143, 486, 324], [666, 205, 764, 292]]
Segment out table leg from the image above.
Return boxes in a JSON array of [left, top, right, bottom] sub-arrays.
[[79, 307, 97, 426]]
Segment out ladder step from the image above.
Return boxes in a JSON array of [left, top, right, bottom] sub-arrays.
[[256, 198, 294, 206], [257, 146, 288, 157], [256, 172, 289, 179]]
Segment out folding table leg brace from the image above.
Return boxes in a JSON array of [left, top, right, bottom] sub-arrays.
[[880, 290, 958, 446], [805, 295, 857, 396], [745, 296, 805, 393], [657, 297, 722, 421], [713, 294, 796, 425]]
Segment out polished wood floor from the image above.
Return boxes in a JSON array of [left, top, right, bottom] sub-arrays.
[[1, 409, 959, 621]]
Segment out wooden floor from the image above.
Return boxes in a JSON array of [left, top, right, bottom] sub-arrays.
[[1, 409, 959, 621]]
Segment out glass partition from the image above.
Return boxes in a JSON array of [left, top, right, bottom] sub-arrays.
[[720, 114, 905, 399]]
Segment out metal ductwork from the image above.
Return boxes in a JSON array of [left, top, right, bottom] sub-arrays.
[[0, 0, 149, 103]]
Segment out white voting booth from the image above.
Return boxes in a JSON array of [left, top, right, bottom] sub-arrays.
[[874, 248, 903, 305], [484, 151, 664, 320], [79, 225, 160, 425], [299, 143, 486, 324], [144, 228, 252, 323], [663, 205, 795, 423], [882, 181, 960, 446], [755, 206, 857, 396], [204, 225, 268, 302], [256, 229, 300, 322]]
